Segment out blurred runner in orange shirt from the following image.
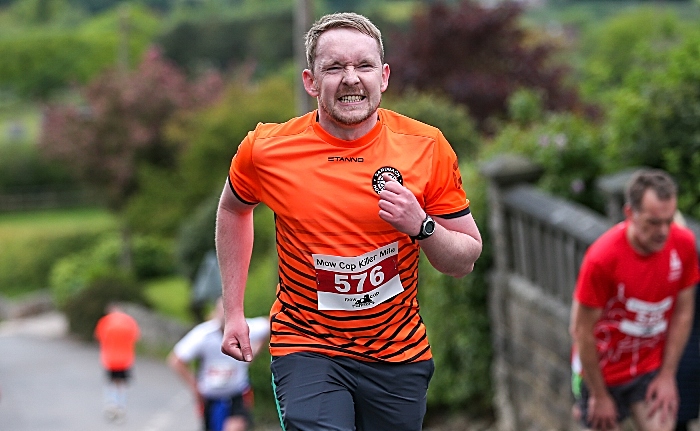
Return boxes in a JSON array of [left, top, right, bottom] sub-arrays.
[[94, 304, 140, 423]]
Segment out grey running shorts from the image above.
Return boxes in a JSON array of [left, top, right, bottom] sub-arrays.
[[576, 370, 658, 427], [271, 351, 434, 431]]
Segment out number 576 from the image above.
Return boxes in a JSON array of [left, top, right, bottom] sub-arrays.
[[334, 266, 384, 293]]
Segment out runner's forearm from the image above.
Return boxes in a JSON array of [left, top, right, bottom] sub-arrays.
[[418, 213, 481, 278], [419, 227, 481, 277], [659, 286, 695, 377], [215, 183, 255, 317]]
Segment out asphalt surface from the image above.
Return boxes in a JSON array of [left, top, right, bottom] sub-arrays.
[[0, 312, 201, 431], [22, 312, 700, 431]]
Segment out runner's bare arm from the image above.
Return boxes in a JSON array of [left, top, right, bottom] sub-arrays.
[[646, 285, 696, 421], [216, 180, 257, 362], [659, 285, 695, 378], [167, 352, 198, 396], [570, 300, 619, 430], [378, 174, 481, 277], [419, 214, 482, 277]]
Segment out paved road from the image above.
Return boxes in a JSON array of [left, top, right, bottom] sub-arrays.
[[0, 312, 201, 431]]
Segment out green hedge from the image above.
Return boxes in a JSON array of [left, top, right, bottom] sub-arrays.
[[63, 271, 150, 341], [0, 208, 117, 297], [0, 141, 77, 192], [50, 232, 177, 307], [419, 162, 493, 416]]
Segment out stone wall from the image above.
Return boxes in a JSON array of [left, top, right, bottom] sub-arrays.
[[481, 155, 612, 431], [481, 157, 700, 431]]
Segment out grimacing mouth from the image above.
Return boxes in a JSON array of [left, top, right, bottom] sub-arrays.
[[338, 95, 365, 103]]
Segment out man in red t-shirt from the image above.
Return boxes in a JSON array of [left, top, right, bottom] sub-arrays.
[[94, 304, 140, 422], [571, 168, 699, 431]]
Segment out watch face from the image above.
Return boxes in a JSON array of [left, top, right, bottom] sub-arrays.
[[424, 219, 436, 235]]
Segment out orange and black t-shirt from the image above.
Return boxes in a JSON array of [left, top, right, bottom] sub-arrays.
[[228, 108, 470, 363]]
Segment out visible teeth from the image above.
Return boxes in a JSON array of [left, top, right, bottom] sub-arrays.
[[339, 95, 363, 102]]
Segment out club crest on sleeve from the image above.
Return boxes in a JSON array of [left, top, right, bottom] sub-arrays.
[[372, 166, 403, 194]]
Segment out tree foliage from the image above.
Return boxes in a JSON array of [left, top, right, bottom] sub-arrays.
[[0, 5, 161, 98], [486, 106, 606, 212], [38, 47, 223, 212], [577, 6, 691, 99], [604, 30, 700, 219], [0, 31, 114, 98], [418, 163, 493, 415], [158, 8, 294, 77], [387, 0, 580, 131], [383, 90, 480, 160], [123, 73, 296, 236], [1, 0, 86, 26]]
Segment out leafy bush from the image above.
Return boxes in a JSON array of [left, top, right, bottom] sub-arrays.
[[0, 142, 77, 192], [604, 30, 700, 219], [419, 162, 493, 416], [125, 74, 295, 239], [175, 193, 276, 282], [50, 232, 176, 306], [486, 108, 606, 213], [49, 245, 112, 308], [132, 235, 176, 279], [39, 47, 223, 213], [383, 90, 481, 160], [507, 88, 545, 127], [172, 75, 296, 208], [120, 73, 294, 239], [123, 165, 187, 237], [388, 0, 581, 131], [62, 272, 149, 341], [577, 6, 690, 99], [0, 213, 114, 297]]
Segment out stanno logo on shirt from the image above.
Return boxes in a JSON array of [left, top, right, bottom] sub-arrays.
[[372, 166, 403, 194], [328, 156, 364, 162]]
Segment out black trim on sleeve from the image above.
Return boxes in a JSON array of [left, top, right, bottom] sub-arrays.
[[435, 207, 471, 220], [227, 176, 258, 205]]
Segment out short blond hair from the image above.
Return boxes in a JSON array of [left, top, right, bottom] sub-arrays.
[[304, 12, 384, 73]]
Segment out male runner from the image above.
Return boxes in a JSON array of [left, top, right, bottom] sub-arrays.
[[216, 12, 482, 431], [94, 304, 140, 422], [571, 168, 699, 431], [168, 298, 269, 431]]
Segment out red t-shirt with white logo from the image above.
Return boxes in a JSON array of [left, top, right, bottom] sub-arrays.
[[574, 221, 699, 386]]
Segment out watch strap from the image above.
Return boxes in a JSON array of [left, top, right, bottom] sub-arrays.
[[410, 215, 435, 241]]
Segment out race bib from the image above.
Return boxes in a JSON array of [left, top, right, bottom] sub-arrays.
[[619, 296, 673, 338], [313, 242, 403, 311], [204, 364, 235, 389]]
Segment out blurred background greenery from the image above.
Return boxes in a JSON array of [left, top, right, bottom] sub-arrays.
[[2, 0, 700, 425]]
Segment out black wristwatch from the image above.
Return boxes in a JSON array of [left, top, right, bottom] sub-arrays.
[[410, 215, 436, 241]]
